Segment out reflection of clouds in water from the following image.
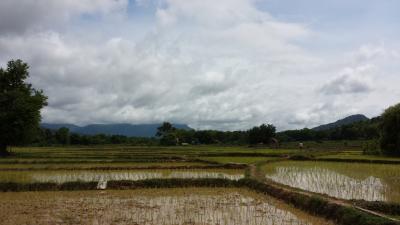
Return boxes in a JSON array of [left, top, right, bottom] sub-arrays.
[[31, 172, 163, 183], [266, 167, 386, 201], [169, 172, 244, 180], [30, 171, 244, 184]]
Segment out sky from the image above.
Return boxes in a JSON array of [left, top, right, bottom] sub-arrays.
[[0, 0, 399, 131]]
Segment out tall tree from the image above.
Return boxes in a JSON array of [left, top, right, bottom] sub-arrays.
[[156, 122, 177, 145], [0, 60, 47, 156], [55, 127, 70, 145], [380, 103, 400, 156], [248, 123, 276, 144]]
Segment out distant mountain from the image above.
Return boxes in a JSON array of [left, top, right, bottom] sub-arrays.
[[312, 114, 369, 131], [41, 123, 192, 137]]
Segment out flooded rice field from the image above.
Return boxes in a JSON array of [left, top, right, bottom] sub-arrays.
[[0, 169, 245, 184], [0, 162, 209, 170], [263, 161, 400, 202], [0, 188, 333, 225]]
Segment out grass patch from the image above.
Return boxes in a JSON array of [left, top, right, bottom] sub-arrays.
[[198, 156, 280, 164], [353, 200, 400, 216], [0, 162, 211, 170], [318, 151, 400, 163]]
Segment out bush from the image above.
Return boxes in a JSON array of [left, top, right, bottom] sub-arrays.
[[289, 154, 315, 160], [362, 140, 382, 155]]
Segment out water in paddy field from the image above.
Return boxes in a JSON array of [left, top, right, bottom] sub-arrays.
[[0, 169, 245, 184], [0, 188, 333, 225], [263, 161, 400, 202]]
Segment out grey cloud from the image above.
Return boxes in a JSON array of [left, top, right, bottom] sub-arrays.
[[320, 66, 374, 95], [0, 0, 128, 34]]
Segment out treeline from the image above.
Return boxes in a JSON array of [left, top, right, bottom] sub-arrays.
[[32, 123, 277, 146], [156, 122, 276, 145], [277, 117, 381, 142], [33, 127, 158, 146]]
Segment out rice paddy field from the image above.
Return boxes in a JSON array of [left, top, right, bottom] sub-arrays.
[[0, 188, 333, 225], [199, 156, 279, 164], [263, 161, 400, 202], [1, 145, 400, 224], [317, 150, 400, 162], [0, 162, 210, 170], [0, 168, 245, 184]]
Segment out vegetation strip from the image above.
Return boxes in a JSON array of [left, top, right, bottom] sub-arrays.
[[0, 178, 398, 225], [198, 152, 285, 157], [352, 200, 400, 216], [0, 159, 191, 164], [313, 158, 400, 165]]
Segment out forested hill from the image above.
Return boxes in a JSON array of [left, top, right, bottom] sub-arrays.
[[312, 114, 369, 131], [277, 115, 381, 142], [41, 123, 192, 137]]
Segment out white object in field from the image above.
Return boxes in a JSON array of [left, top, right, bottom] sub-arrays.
[[299, 143, 304, 148], [97, 179, 107, 190]]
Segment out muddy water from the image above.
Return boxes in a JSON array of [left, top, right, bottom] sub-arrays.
[[0, 188, 333, 225], [263, 161, 400, 202]]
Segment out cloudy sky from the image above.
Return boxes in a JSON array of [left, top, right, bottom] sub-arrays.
[[0, 0, 399, 131]]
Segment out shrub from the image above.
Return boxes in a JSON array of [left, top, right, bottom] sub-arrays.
[[362, 140, 382, 155]]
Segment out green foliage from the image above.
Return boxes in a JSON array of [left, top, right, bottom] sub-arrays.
[[159, 133, 177, 145], [288, 153, 315, 160], [248, 124, 276, 145], [380, 103, 400, 156], [0, 60, 47, 155], [156, 122, 176, 137], [156, 122, 178, 145], [277, 118, 381, 143], [33, 128, 159, 146], [353, 200, 400, 216], [55, 127, 70, 145], [362, 139, 381, 155]]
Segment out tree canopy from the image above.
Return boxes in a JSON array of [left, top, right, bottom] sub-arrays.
[[248, 124, 276, 145], [156, 122, 178, 145], [380, 103, 400, 156], [0, 60, 47, 156]]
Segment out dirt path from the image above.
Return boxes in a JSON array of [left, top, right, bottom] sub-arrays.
[[248, 163, 400, 223]]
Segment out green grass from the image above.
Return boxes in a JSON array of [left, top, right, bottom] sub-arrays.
[[1, 146, 304, 163], [199, 156, 280, 164], [280, 140, 365, 150], [0, 162, 209, 169], [318, 150, 400, 162]]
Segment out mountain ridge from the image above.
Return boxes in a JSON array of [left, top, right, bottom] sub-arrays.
[[312, 114, 369, 131]]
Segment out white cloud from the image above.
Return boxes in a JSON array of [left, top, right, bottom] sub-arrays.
[[0, 0, 399, 131]]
